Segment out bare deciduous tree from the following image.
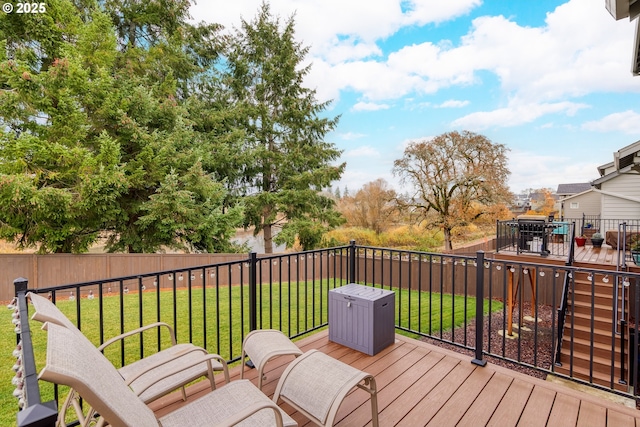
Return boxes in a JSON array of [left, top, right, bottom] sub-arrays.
[[393, 131, 512, 250]]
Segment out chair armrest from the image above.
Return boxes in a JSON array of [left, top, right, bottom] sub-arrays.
[[211, 400, 284, 427], [97, 322, 177, 351], [125, 353, 229, 396], [124, 350, 227, 389]]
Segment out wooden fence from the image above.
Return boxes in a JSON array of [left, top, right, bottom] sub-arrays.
[[352, 249, 563, 307], [0, 253, 247, 301]]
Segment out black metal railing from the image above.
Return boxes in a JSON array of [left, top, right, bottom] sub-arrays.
[[10, 241, 640, 426], [562, 214, 640, 238], [554, 271, 573, 365], [554, 220, 577, 365], [11, 245, 353, 426], [496, 219, 574, 259]]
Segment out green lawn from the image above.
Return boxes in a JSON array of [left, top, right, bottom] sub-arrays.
[[1, 282, 502, 426]]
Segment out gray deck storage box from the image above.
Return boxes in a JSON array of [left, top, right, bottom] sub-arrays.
[[328, 283, 395, 355]]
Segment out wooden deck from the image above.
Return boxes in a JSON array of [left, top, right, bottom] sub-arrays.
[[497, 244, 640, 271], [149, 330, 640, 427]]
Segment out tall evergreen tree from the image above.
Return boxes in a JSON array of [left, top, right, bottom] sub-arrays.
[[0, 0, 243, 253], [224, 2, 345, 252]]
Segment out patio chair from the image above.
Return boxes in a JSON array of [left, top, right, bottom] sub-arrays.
[[241, 329, 303, 389], [27, 292, 229, 404], [39, 322, 297, 427], [273, 349, 379, 427]]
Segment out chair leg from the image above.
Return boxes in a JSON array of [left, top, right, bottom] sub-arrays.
[[240, 349, 246, 379], [257, 366, 264, 390], [206, 360, 216, 391], [358, 376, 379, 427], [368, 377, 379, 427]]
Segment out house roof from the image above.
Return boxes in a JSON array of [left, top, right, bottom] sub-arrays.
[[562, 187, 640, 204], [597, 161, 615, 177], [560, 188, 595, 202], [593, 139, 640, 187], [556, 183, 592, 195], [614, 138, 640, 168]]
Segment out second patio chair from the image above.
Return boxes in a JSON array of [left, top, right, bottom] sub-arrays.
[[241, 329, 303, 389], [273, 349, 379, 427]]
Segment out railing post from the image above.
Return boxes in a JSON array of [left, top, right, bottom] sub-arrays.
[[12, 278, 57, 427], [620, 318, 627, 385], [471, 251, 487, 367], [349, 240, 356, 283], [249, 252, 258, 332]]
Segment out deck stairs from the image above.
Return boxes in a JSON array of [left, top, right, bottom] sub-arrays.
[[554, 263, 629, 391]]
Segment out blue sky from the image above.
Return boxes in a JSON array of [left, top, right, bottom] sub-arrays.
[[191, 0, 640, 194]]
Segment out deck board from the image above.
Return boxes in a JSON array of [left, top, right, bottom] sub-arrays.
[[546, 393, 581, 427], [517, 386, 557, 427], [576, 401, 607, 427], [149, 331, 640, 427], [486, 379, 534, 427], [425, 366, 494, 427], [396, 361, 476, 426], [456, 372, 513, 427]]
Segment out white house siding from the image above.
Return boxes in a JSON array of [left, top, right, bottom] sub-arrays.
[[600, 172, 640, 198], [601, 194, 640, 220], [600, 172, 640, 220]]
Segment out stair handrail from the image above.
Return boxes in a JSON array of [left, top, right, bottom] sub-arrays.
[[615, 222, 630, 385], [554, 222, 576, 365], [615, 222, 628, 333]]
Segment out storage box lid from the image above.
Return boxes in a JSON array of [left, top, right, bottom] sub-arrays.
[[330, 283, 394, 300]]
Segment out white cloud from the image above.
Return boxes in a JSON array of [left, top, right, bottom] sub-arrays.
[[344, 146, 381, 158], [188, 0, 640, 195], [338, 132, 367, 140], [400, 0, 483, 26], [451, 101, 589, 129], [192, 0, 640, 125], [437, 99, 470, 108], [453, 0, 640, 102], [508, 150, 599, 193], [190, 0, 482, 59], [352, 102, 391, 112], [582, 110, 640, 134]]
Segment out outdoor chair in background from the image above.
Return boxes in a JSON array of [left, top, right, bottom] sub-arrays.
[[241, 329, 303, 390]]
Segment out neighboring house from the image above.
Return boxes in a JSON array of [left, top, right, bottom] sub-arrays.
[[556, 183, 595, 217], [558, 139, 640, 222], [559, 188, 601, 219], [529, 191, 546, 211], [511, 193, 531, 214]]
